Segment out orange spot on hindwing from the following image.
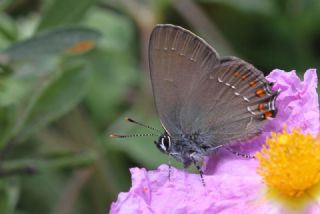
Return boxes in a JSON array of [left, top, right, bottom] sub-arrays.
[[249, 81, 257, 87], [258, 103, 265, 112], [241, 74, 248, 80], [234, 71, 241, 77], [264, 111, 273, 119], [256, 89, 266, 97]]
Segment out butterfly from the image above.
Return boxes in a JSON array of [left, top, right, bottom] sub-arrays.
[[112, 24, 279, 183]]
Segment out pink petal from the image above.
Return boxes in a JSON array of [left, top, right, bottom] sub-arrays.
[[266, 69, 319, 136], [110, 165, 263, 214], [110, 165, 320, 214]]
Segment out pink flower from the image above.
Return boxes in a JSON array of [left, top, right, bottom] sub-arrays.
[[266, 69, 319, 136], [110, 164, 263, 214], [110, 69, 319, 214]]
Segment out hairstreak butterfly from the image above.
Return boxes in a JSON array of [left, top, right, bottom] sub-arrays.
[[111, 24, 279, 184]]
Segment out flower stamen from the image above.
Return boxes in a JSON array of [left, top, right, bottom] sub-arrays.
[[256, 128, 320, 197]]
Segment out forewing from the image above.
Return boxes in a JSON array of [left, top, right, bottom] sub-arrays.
[[180, 57, 278, 147], [148, 24, 220, 136]]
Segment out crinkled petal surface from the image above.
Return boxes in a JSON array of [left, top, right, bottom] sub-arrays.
[[266, 69, 319, 136], [110, 163, 320, 214], [110, 70, 320, 214], [110, 164, 264, 214], [110, 164, 320, 214]]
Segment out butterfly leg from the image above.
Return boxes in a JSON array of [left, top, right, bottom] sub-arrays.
[[195, 164, 205, 187], [190, 154, 205, 187], [167, 158, 172, 181], [224, 147, 255, 159]]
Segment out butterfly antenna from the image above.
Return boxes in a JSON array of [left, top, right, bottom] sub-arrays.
[[124, 117, 163, 134], [110, 133, 159, 138]]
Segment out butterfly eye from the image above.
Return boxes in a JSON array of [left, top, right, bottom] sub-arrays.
[[160, 136, 171, 151]]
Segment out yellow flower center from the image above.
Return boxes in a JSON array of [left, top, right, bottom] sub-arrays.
[[256, 128, 320, 197]]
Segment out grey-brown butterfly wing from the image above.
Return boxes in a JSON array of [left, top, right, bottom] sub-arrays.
[[149, 24, 278, 148], [180, 57, 278, 148], [148, 24, 220, 137]]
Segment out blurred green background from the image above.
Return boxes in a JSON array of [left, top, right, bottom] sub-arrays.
[[0, 0, 319, 213]]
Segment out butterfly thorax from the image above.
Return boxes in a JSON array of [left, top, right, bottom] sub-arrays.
[[155, 132, 210, 167]]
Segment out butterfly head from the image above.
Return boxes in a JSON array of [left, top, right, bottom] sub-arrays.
[[155, 132, 172, 153], [154, 132, 208, 167]]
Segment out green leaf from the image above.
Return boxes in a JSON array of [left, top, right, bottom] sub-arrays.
[[2, 26, 101, 61], [85, 49, 139, 127], [0, 106, 15, 148], [0, 181, 10, 213], [0, 0, 16, 11], [0, 13, 17, 48], [83, 9, 138, 126], [83, 8, 134, 51], [0, 179, 19, 214], [1, 151, 98, 172], [0, 78, 26, 107], [17, 62, 91, 140], [38, 0, 97, 30], [201, 0, 274, 14]]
